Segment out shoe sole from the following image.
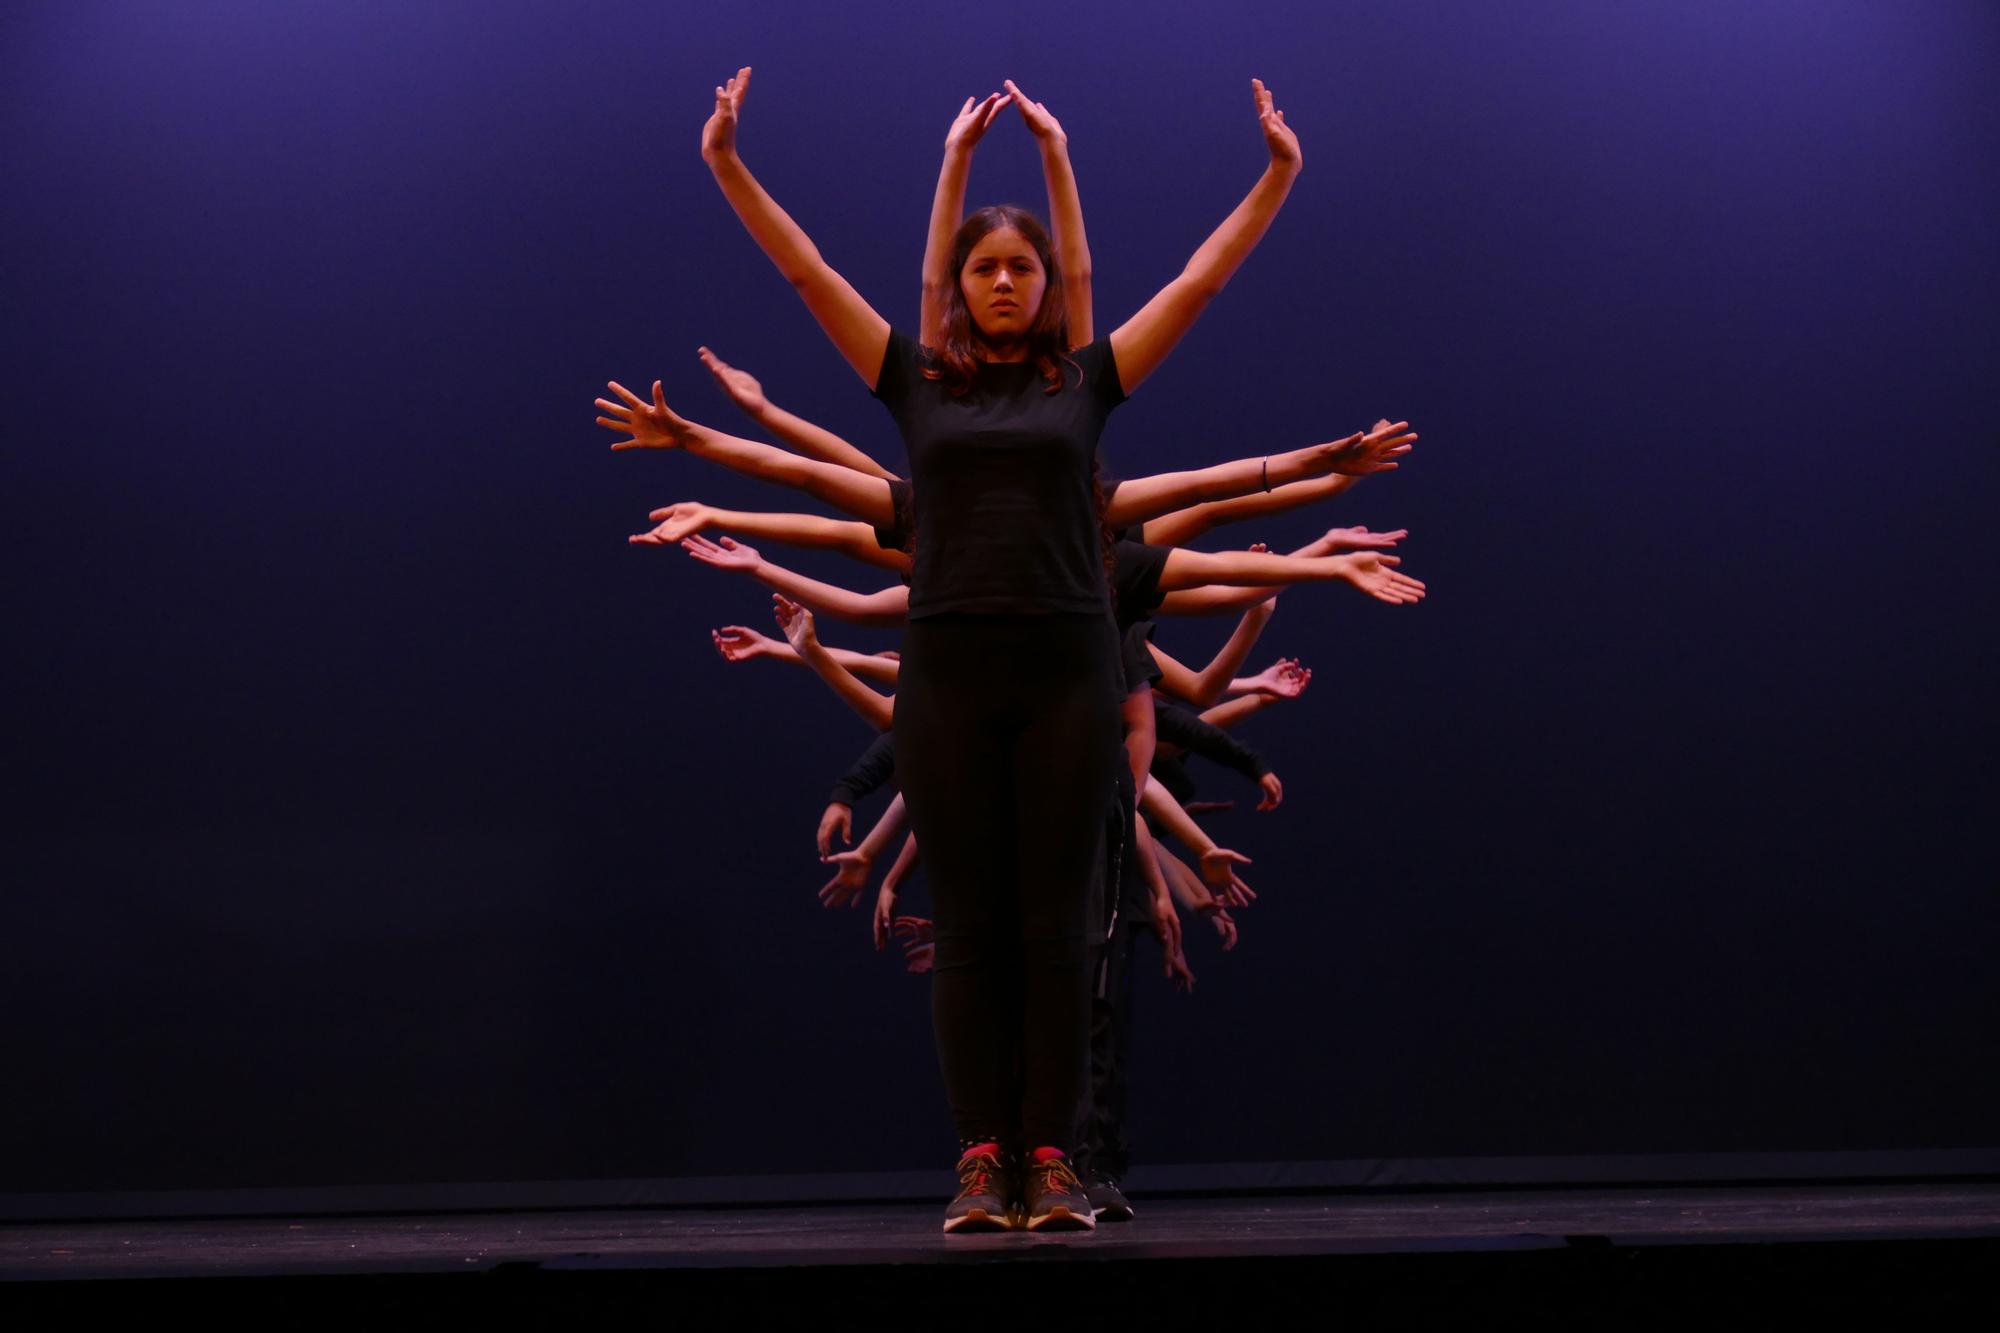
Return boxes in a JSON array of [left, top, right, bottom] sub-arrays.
[[942, 1206, 1014, 1234], [1092, 1203, 1135, 1223], [1026, 1204, 1096, 1232]]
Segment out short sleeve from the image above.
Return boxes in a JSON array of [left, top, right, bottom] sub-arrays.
[[1070, 337, 1128, 409], [1112, 540, 1170, 622], [870, 328, 923, 409], [874, 478, 915, 554]]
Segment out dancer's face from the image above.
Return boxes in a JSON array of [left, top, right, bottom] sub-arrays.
[[960, 227, 1047, 344]]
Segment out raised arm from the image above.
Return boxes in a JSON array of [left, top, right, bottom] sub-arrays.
[[697, 346, 902, 482], [1148, 599, 1276, 708], [701, 68, 890, 383], [633, 502, 911, 574], [774, 596, 895, 732], [921, 92, 1010, 346], [711, 624, 903, 688], [1005, 81, 1093, 343], [1108, 79, 1302, 394], [597, 379, 893, 526], [681, 535, 910, 628], [1102, 421, 1413, 529]]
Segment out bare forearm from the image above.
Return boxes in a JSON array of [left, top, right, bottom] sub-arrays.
[[683, 425, 892, 524], [920, 147, 974, 346], [703, 148, 888, 383], [1153, 605, 1273, 707], [748, 561, 908, 628], [1204, 693, 1276, 727], [751, 399, 901, 483], [798, 640, 895, 731], [1038, 139, 1092, 343], [705, 508, 909, 572], [1140, 777, 1218, 859], [859, 793, 909, 861], [1161, 549, 1358, 593], [1106, 442, 1355, 530], [1140, 473, 1358, 547], [754, 639, 901, 687]]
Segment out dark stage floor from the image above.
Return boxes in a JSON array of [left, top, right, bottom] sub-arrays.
[[7, 1183, 1999, 1316]]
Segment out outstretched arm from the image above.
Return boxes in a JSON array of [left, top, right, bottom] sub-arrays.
[[1005, 80, 1093, 343], [681, 535, 910, 628], [701, 68, 891, 384], [711, 624, 903, 688], [597, 380, 894, 526], [921, 92, 1010, 346], [773, 596, 895, 731], [1104, 421, 1413, 528], [1109, 79, 1302, 394], [1140, 777, 1256, 905], [1149, 599, 1276, 708], [633, 502, 911, 574], [1157, 546, 1427, 605], [697, 346, 901, 482]]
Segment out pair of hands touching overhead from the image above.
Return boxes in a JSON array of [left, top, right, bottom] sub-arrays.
[[705, 65, 1300, 171]]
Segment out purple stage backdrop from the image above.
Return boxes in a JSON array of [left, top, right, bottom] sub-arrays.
[[2, 0, 1996, 1203]]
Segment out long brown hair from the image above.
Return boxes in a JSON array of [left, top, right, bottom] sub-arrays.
[[925, 205, 1075, 396]]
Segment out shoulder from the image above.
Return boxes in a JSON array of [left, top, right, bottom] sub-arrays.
[[1064, 337, 1127, 407]]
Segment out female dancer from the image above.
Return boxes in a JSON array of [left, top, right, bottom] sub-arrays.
[[680, 66, 1300, 1232]]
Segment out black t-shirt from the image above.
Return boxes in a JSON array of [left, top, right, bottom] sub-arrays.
[[872, 330, 1126, 618], [1111, 540, 1170, 631], [1120, 621, 1163, 696]]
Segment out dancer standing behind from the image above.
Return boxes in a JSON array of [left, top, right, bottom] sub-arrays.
[[692, 66, 1303, 1232]]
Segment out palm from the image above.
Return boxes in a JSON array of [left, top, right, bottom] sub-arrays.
[[818, 850, 871, 907], [680, 534, 762, 571], [772, 595, 817, 652], [701, 67, 750, 160], [711, 625, 776, 663], [697, 346, 767, 416], [597, 380, 692, 451], [632, 503, 710, 545], [1003, 80, 1065, 144], [945, 91, 1009, 151], [1252, 79, 1301, 169]]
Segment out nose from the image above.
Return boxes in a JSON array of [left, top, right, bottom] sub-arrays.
[[993, 268, 1014, 291]]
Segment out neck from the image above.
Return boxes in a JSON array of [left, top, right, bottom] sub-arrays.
[[973, 329, 1032, 364]]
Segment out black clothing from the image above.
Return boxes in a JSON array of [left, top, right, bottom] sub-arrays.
[[872, 330, 1125, 619], [829, 732, 897, 808], [893, 613, 1122, 1150], [1154, 697, 1272, 783], [1110, 540, 1170, 631], [1119, 621, 1164, 695]]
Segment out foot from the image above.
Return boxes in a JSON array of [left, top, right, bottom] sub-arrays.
[[1023, 1148, 1096, 1232], [1085, 1172, 1135, 1222], [943, 1143, 1015, 1234]]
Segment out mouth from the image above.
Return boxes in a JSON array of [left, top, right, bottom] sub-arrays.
[[990, 300, 1018, 313]]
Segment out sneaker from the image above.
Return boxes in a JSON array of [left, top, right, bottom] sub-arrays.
[[1085, 1172, 1135, 1223], [1023, 1149, 1096, 1232], [943, 1144, 1015, 1234]]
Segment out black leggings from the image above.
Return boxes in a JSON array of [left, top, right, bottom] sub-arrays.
[[894, 613, 1122, 1151]]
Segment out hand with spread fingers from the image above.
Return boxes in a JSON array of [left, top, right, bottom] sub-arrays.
[[681, 533, 764, 572], [596, 380, 695, 451], [1339, 552, 1427, 605]]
